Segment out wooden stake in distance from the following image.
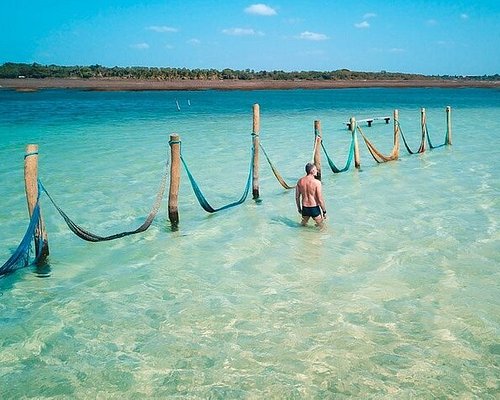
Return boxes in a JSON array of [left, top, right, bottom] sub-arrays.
[[446, 106, 452, 145], [168, 134, 181, 229], [393, 109, 400, 158], [252, 104, 260, 200], [313, 120, 322, 180], [24, 144, 49, 263], [419, 107, 427, 153], [350, 117, 361, 169]]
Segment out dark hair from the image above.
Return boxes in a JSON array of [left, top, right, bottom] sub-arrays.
[[305, 162, 316, 174]]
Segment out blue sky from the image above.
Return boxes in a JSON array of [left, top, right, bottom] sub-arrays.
[[2, 1, 499, 75]]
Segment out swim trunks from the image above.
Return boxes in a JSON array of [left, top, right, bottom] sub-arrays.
[[302, 205, 321, 218]]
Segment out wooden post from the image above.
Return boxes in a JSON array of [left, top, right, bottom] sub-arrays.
[[252, 104, 260, 199], [419, 107, 427, 153], [393, 109, 400, 158], [350, 117, 361, 169], [313, 120, 322, 180], [168, 134, 181, 229], [446, 106, 452, 145], [24, 144, 49, 263]]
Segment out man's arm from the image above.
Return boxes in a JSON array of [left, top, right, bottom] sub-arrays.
[[295, 185, 302, 213], [316, 182, 327, 217]]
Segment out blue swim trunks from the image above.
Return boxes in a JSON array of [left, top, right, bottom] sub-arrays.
[[302, 205, 321, 218]]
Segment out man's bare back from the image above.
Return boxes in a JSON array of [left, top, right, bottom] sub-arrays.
[[295, 163, 327, 227]]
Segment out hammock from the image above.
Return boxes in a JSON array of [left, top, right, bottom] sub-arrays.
[[0, 198, 42, 277], [321, 133, 355, 173], [398, 121, 426, 155], [425, 124, 449, 149], [259, 142, 295, 189], [181, 147, 253, 213], [357, 125, 399, 163], [39, 165, 168, 242]]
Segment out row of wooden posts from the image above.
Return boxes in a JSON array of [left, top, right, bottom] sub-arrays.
[[167, 104, 452, 225], [23, 105, 452, 263]]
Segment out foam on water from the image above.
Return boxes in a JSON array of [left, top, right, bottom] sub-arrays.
[[0, 88, 499, 398]]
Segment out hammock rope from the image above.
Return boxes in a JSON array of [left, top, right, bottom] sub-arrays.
[[0, 193, 43, 277], [357, 125, 399, 163], [39, 164, 168, 242], [181, 147, 253, 213], [321, 133, 355, 173], [259, 142, 295, 189]]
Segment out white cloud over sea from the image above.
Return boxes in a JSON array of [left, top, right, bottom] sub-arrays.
[[355, 21, 370, 29], [130, 42, 149, 49], [297, 31, 329, 41], [222, 28, 264, 36], [146, 26, 178, 33], [244, 4, 277, 16]]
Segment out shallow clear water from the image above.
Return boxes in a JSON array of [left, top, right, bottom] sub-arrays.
[[0, 88, 499, 398]]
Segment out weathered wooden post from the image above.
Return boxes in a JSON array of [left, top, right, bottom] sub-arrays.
[[393, 109, 400, 158], [24, 144, 49, 263], [313, 120, 322, 180], [168, 134, 181, 229], [419, 107, 427, 153], [446, 106, 452, 145], [350, 117, 361, 169], [252, 104, 260, 199]]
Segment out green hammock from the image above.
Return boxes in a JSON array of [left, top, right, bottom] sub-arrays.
[[321, 134, 355, 173], [425, 124, 449, 149], [181, 147, 253, 213], [39, 165, 168, 242], [398, 121, 425, 154]]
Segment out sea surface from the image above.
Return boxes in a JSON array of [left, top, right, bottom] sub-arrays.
[[0, 87, 498, 399]]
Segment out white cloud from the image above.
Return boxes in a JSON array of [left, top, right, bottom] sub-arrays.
[[460, 13, 469, 20], [426, 19, 438, 26], [130, 43, 149, 50], [222, 28, 263, 36], [146, 26, 178, 33], [244, 4, 277, 16], [188, 38, 201, 45], [354, 21, 370, 29], [363, 13, 377, 19], [297, 31, 329, 41], [389, 48, 405, 53]]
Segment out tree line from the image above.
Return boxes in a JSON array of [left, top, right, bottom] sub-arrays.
[[0, 62, 497, 81]]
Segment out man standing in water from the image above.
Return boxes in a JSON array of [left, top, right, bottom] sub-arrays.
[[295, 163, 327, 227]]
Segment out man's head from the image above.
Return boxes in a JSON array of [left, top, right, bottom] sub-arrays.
[[305, 162, 317, 176]]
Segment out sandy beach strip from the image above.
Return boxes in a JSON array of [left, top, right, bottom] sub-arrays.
[[0, 78, 498, 91]]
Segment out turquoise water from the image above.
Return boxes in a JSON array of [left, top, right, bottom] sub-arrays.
[[0, 88, 499, 398]]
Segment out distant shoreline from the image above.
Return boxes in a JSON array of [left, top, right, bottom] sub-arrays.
[[0, 78, 498, 92]]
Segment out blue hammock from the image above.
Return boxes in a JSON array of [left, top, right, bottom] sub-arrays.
[[0, 201, 42, 277], [321, 134, 355, 173], [425, 124, 449, 149], [39, 166, 167, 242], [181, 147, 253, 213]]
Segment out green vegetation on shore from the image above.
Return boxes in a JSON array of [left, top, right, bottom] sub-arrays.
[[0, 62, 498, 81]]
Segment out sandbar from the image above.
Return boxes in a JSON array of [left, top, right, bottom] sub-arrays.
[[0, 78, 498, 91]]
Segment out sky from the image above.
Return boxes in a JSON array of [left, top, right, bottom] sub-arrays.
[[2, 0, 499, 75]]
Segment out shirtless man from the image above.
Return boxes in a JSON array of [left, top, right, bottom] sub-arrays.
[[295, 163, 327, 227]]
